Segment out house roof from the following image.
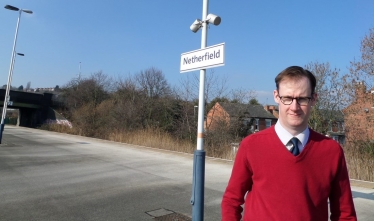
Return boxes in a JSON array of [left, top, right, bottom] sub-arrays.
[[219, 102, 277, 119]]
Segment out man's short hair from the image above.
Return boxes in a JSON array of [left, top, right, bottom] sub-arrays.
[[275, 66, 317, 95]]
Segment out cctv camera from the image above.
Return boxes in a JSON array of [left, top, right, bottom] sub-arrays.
[[190, 19, 202, 33], [206, 14, 221, 26]]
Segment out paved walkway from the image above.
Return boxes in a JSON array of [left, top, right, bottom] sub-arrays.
[[0, 126, 373, 220], [350, 179, 374, 189]]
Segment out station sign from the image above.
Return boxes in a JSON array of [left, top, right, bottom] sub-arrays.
[[180, 43, 225, 73]]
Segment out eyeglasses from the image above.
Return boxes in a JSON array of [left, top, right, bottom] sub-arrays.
[[278, 96, 312, 106]]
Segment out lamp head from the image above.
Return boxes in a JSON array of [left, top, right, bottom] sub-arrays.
[[190, 19, 202, 33], [22, 9, 33, 14], [206, 14, 221, 26], [4, 5, 19, 11], [4, 5, 32, 14], [17, 53, 25, 56]]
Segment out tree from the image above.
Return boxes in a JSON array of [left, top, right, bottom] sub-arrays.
[[60, 71, 113, 137], [174, 76, 198, 142], [110, 76, 149, 131], [196, 70, 229, 130], [204, 69, 229, 104], [175, 70, 230, 143], [344, 28, 374, 181], [18, 85, 24, 91], [350, 28, 374, 79], [207, 97, 230, 112], [345, 27, 374, 143], [135, 67, 171, 98], [62, 71, 112, 110], [305, 62, 346, 134], [133, 67, 176, 129], [249, 98, 260, 105], [230, 88, 257, 104]]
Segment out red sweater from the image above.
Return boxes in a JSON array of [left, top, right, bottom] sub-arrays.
[[222, 126, 357, 221]]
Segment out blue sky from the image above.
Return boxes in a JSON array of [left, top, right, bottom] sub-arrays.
[[1, 0, 373, 105]]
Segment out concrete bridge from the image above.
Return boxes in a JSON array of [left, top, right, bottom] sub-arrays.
[[0, 88, 60, 128]]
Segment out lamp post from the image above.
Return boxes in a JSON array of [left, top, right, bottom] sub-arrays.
[[194, 105, 198, 120], [0, 4, 32, 144], [189, 1, 221, 220]]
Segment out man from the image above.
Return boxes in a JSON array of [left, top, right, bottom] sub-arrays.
[[221, 66, 357, 220]]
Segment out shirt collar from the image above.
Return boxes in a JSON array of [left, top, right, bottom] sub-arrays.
[[274, 121, 309, 147]]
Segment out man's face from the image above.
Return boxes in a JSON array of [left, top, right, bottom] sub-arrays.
[[273, 76, 317, 134]]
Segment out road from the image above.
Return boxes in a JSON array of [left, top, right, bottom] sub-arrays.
[[0, 126, 373, 220]]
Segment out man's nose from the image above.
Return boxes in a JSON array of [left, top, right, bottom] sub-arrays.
[[290, 98, 300, 110]]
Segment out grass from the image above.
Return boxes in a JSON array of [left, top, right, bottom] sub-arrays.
[[39, 124, 195, 154], [107, 128, 196, 154], [343, 145, 374, 182], [39, 123, 373, 182]]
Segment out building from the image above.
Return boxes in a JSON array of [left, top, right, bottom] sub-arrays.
[[264, 105, 279, 118], [205, 102, 278, 133], [343, 82, 374, 143], [320, 109, 345, 144]]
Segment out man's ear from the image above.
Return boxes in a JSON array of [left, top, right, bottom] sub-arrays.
[[273, 90, 280, 104], [311, 93, 318, 105]]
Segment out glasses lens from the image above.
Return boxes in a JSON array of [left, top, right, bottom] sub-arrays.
[[298, 98, 310, 105], [281, 97, 292, 104], [280, 96, 311, 105]]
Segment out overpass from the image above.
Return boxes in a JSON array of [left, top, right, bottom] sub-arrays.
[[0, 89, 59, 128]]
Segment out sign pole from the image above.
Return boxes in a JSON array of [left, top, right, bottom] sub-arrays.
[[191, 1, 208, 220]]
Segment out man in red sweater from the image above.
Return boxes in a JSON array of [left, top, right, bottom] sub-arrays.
[[221, 66, 357, 220]]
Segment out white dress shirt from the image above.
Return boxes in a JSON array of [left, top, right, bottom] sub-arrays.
[[274, 121, 309, 153]]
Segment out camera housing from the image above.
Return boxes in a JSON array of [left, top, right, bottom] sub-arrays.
[[206, 14, 221, 26], [190, 19, 202, 33]]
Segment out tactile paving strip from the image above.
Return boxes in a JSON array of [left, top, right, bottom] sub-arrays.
[[146, 208, 191, 221], [154, 213, 192, 221]]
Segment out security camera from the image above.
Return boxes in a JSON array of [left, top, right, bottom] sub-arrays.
[[206, 14, 221, 26], [190, 19, 202, 33]]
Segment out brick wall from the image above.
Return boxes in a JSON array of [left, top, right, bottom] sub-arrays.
[[343, 83, 374, 142], [205, 103, 229, 130], [264, 105, 279, 118]]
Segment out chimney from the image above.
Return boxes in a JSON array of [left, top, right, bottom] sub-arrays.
[[355, 81, 367, 99]]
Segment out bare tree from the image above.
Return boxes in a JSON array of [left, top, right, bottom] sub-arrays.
[[133, 67, 181, 130], [350, 28, 374, 79], [110, 76, 144, 131], [135, 67, 171, 98], [63, 71, 112, 109], [305, 62, 346, 134], [229, 88, 257, 104], [174, 76, 198, 142], [344, 28, 374, 142], [199, 69, 229, 104], [60, 71, 113, 137]]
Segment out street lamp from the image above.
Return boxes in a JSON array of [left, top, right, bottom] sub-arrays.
[[0, 4, 32, 144], [194, 105, 198, 120], [189, 1, 221, 220]]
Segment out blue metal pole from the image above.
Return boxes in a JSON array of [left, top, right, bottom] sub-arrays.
[[191, 150, 206, 221]]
